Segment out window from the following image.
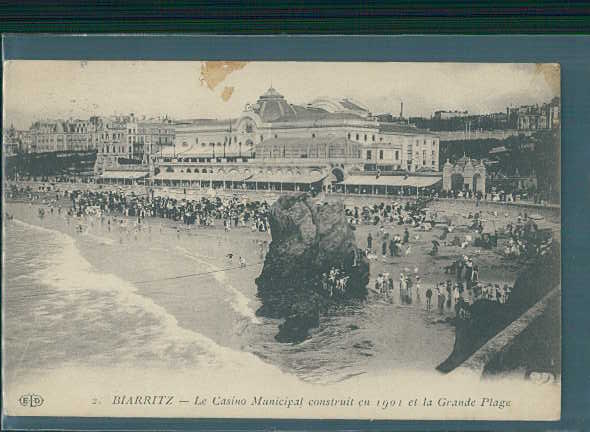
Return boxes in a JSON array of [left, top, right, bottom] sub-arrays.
[[356, 133, 359, 140], [347, 133, 351, 139], [372, 135, 375, 142], [379, 150, 384, 160], [195, 137, 198, 144], [312, 133, 316, 138], [260, 135, 264, 142], [364, 134, 367, 141], [395, 150, 399, 160], [274, 134, 278, 139], [366, 150, 372, 160]]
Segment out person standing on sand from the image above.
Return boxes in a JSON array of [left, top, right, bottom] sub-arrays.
[[453, 284, 461, 308], [438, 284, 446, 313], [367, 233, 373, 250], [399, 274, 406, 302], [406, 275, 413, 300], [403, 228, 409, 244], [426, 287, 433, 311]]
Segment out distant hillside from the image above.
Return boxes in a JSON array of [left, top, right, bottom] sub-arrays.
[[439, 130, 560, 197]]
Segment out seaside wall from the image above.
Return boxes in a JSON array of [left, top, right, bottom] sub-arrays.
[[456, 286, 561, 377], [438, 240, 561, 375]]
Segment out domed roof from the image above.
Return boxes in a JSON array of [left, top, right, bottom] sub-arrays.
[[259, 86, 284, 99], [254, 86, 296, 122]]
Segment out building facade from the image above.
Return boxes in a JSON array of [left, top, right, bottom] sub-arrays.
[[118, 87, 441, 195], [514, 97, 560, 131], [442, 157, 487, 193], [433, 110, 469, 120], [93, 114, 175, 174], [168, 87, 439, 177]]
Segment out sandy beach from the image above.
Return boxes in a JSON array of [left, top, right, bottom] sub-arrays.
[[2, 194, 561, 420]]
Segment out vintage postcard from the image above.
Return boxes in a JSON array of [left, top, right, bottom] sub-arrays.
[[2, 60, 561, 421]]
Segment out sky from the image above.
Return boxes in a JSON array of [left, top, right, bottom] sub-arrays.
[[3, 61, 560, 130]]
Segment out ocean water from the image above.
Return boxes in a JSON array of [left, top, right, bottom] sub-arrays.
[[3, 206, 455, 389]]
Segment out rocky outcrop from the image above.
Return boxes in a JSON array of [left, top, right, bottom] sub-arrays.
[[255, 193, 369, 342]]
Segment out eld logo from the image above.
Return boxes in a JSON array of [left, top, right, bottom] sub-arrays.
[[18, 394, 44, 408]]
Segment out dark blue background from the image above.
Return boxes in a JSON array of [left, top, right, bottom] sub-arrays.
[[2, 34, 589, 431]]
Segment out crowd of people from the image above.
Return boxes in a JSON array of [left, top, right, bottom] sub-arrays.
[[351, 195, 552, 319], [6, 179, 553, 323], [62, 189, 273, 235], [502, 214, 552, 258], [320, 267, 351, 297], [345, 199, 432, 228]]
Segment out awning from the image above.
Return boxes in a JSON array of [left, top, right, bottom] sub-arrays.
[[153, 171, 252, 182], [100, 171, 149, 180], [247, 172, 326, 184], [341, 175, 442, 188]]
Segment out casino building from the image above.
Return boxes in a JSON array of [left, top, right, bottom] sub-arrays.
[[99, 87, 442, 195]]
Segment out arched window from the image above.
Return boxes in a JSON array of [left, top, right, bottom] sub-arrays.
[[347, 133, 351, 139], [356, 133, 359, 140], [312, 133, 316, 138], [364, 134, 367, 141]]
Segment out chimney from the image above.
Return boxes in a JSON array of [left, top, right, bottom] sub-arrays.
[[400, 101, 404, 119]]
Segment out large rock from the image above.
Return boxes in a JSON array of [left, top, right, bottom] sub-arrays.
[[255, 193, 369, 342]]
